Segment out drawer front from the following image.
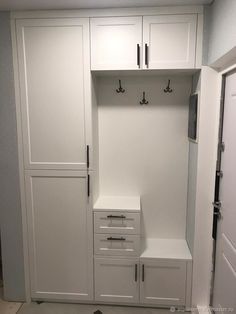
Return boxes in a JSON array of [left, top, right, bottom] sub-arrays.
[[94, 212, 140, 234], [94, 234, 140, 257]]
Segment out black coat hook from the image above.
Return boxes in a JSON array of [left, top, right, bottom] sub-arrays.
[[164, 79, 173, 93], [116, 80, 125, 93], [140, 91, 149, 105]]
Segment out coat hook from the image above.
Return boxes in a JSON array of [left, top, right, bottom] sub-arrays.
[[140, 91, 149, 105], [164, 79, 173, 93], [116, 80, 125, 93]]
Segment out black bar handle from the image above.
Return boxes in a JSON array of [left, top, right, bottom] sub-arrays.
[[145, 44, 148, 67], [107, 237, 126, 241], [86, 145, 89, 168], [87, 174, 90, 197], [107, 215, 126, 219], [135, 264, 138, 282], [137, 44, 140, 67], [142, 264, 144, 282]]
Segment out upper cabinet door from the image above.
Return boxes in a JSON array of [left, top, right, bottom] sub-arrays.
[[16, 19, 90, 170], [143, 15, 197, 69], [90, 17, 142, 70]]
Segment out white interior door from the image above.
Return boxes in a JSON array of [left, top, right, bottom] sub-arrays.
[[90, 17, 142, 70], [25, 170, 93, 300], [213, 71, 236, 313], [16, 18, 90, 170], [143, 15, 197, 69]]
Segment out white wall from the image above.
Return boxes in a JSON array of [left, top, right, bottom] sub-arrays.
[[206, 0, 236, 65], [97, 75, 191, 239], [0, 11, 25, 301]]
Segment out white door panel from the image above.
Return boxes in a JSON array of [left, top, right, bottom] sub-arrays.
[[140, 259, 186, 306], [90, 17, 142, 70], [213, 71, 236, 313], [16, 19, 89, 170], [25, 170, 93, 300], [94, 257, 139, 303], [143, 15, 197, 69]]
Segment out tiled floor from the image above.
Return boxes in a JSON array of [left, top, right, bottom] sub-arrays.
[[18, 302, 184, 314], [0, 287, 22, 314]]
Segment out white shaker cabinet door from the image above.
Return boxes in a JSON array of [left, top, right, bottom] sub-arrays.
[[25, 170, 93, 300], [90, 17, 142, 70], [95, 257, 139, 303], [16, 19, 90, 170], [140, 259, 186, 306], [143, 15, 197, 69]]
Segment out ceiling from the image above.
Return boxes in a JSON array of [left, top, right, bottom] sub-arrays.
[[0, 0, 213, 11]]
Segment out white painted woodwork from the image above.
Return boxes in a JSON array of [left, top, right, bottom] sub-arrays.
[[11, 6, 204, 20], [94, 234, 140, 256], [140, 238, 192, 260], [94, 196, 141, 212], [90, 17, 142, 70], [143, 15, 197, 69], [5, 2, 208, 11], [213, 71, 236, 313], [139, 259, 186, 306], [94, 212, 140, 235], [25, 170, 93, 300], [16, 18, 90, 170], [97, 75, 191, 239], [94, 257, 139, 303]]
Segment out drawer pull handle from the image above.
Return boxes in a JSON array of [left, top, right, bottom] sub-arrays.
[[107, 215, 126, 219], [107, 237, 126, 241]]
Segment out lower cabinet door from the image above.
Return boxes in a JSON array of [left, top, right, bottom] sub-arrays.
[[25, 170, 93, 300], [95, 257, 139, 303], [140, 259, 186, 306]]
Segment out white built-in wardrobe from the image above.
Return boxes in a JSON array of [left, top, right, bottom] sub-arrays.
[[12, 6, 204, 309]]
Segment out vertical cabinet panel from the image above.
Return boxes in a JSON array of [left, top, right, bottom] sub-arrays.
[[95, 258, 139, 303], [16, 19, 90, 170], [90, 17, 142, 70], [25, 170, 93, 300], [143, 15, 197, 69], [140, 259, 186, 306]]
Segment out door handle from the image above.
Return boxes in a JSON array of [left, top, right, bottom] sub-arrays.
[[137, 44, 140, 68], [135, 264, 138, 282], [142, 264, 145, 282], [145, 44, 148, 67]]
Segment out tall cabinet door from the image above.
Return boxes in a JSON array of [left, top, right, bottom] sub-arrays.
[[90, 17, 142, 70], [16, 18, 90, 170], [25, 170, 93, 300], [143, 15, 197, 69]]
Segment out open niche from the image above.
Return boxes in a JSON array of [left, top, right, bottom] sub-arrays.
[[91, 71, 200, 307]]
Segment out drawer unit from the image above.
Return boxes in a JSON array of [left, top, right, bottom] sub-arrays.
[[94, 211, 140, 235], [94, 234, 140, 257]]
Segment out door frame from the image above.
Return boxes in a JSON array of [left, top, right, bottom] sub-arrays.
[[210, 66, 236, 307]]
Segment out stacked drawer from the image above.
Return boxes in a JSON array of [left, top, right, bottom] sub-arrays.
[[94, 211, 141, 257], [93, 196, 141, 303]]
